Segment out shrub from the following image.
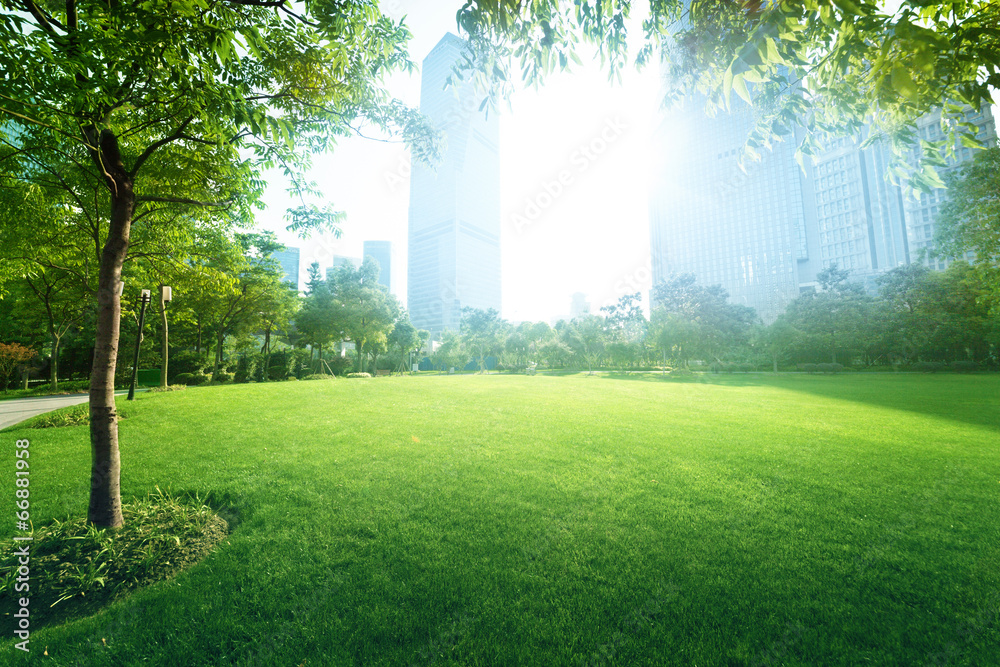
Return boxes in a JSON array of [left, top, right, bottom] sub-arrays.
[[346, 372, 372, 379], [912, 361, 948, 373], [27, 404, 129, 428], [950, 360, 978, 373], [168, 350, 206, 382], [817, 363, 844, 374], [302, 374, 334, 381], [233, 354, 259, 384], [708, 361, 723, 374], [799, 363, 819, 374], [175, 372, 209, 386], [667, 368, 693, 377], [149, 384, 186, 393], [214, 372, 233, 383], [327, 355, 353, 377]]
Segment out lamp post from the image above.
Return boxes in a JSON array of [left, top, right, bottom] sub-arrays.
[[127, 289, 152, 401], [160, 286, 172, 388]]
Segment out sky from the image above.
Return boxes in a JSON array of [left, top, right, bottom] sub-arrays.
[[256, 1, 662, 324]]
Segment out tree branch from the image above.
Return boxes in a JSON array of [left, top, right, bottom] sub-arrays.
[[136, 195, 234, 207], [129, 117, 195, 177]]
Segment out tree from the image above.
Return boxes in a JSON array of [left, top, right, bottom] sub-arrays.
[[936, 146, 1000, 304], [430, 331, 467, 374], [600, 292, 648, 369], [0, 0, 438, 528], [459, 1, 1000, 190], [460, 308, 506, 374], [388, 313, 424, 375], [783, 264, 872, 364], [567, 314, 606, 375], [652, 274, 758, 363], [0, 343, 36, 392], [297, 262, 344, 371], [20, 266, 90, 389], [332, 258, 399, 374]]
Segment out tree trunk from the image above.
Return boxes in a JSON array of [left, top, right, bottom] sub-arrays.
[[262, 326, 271, 382], [49, 334, 60, 390], [87, 129, 132, 529], [772, 352, 779, 373], [160, 291, 168, 388], [213, 331, 224, 380], [196, 318, 202, 354]]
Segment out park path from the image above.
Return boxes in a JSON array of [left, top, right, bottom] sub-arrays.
[[0, 390, 137, 431]]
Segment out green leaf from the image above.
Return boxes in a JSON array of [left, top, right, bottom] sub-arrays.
[[890, 64, 919, 102]]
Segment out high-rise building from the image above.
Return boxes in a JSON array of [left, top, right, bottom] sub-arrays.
[[363, 240, 393, 293], [272, 247, 300, 291], [570, 292, 590, 319], [408, 33, 501, 336], [649, 96, 995, 323], [327, 255, 362, 280]]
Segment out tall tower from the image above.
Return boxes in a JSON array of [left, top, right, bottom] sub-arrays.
[[408, 33, 501, 337], [649, 92, 996, 323], [363, 240, 393, 293]]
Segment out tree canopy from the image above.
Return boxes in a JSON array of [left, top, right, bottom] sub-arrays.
[[458, 0, 1000, 189]]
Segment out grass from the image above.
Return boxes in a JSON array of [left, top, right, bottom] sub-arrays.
[[0, 488, 227, 626], [1, 373, 998, 665]]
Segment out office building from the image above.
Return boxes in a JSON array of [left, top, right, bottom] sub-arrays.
[[363, 240, 393, 293], [327, 255, 362, 280], [407, 33, 501, 336], [649, 96, 995, 323], [272, 247, 300, 291]]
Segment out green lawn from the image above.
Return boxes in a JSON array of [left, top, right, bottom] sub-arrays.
[[2, 373, 999, 665]]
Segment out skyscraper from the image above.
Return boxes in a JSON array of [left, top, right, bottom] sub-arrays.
[[363, 240, 393, 293], [326, 255, 362, 280], [272, 247, 300, 291], [649, 96, 996, 323], [408, 33, 501, 336]]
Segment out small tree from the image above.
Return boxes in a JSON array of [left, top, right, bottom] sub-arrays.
[[0, 343, 36, 392], [460, 308, 506, 374]]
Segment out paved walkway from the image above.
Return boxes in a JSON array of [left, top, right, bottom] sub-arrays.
[[0, 390, 138, 431]]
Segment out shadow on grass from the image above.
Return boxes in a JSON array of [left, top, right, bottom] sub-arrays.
[[0, 490, 235, 631], [597, 371, 1000, 432]]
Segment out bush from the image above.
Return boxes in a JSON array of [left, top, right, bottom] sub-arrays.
[[174, 372, 209, 386], [214, 372, 233, 383], [950, 360, 978, 373], [149, 384, 186, 393], [667, 368, 693, 377], [912, 361, 948, 373], [302, 374, 335, 381], [817, 363, 844, 374], [233, 354, 259, 384], [799, 363, 819, 374], [168, 350, 206, 382], [708, 361, 723, 374], [346, 372, 371, 379], [327, 355, 353, 377]]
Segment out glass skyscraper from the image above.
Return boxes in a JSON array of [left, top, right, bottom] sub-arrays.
[[407, 33, 501, 337], [363, 240, 393, 294], [650, 96, 996, 323], [272, 247, 300, 291]]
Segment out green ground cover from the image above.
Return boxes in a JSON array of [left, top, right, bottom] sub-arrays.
[[1, 374, 998, 665]]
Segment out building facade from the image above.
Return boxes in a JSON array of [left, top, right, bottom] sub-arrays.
[[363, 240, 393, 293], [407, 33, 501, 336], [649, 97, 996, 323], [272, 247, 300, 291]]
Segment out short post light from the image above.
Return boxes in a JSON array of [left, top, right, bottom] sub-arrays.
[[127, 289, 152, 401]]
